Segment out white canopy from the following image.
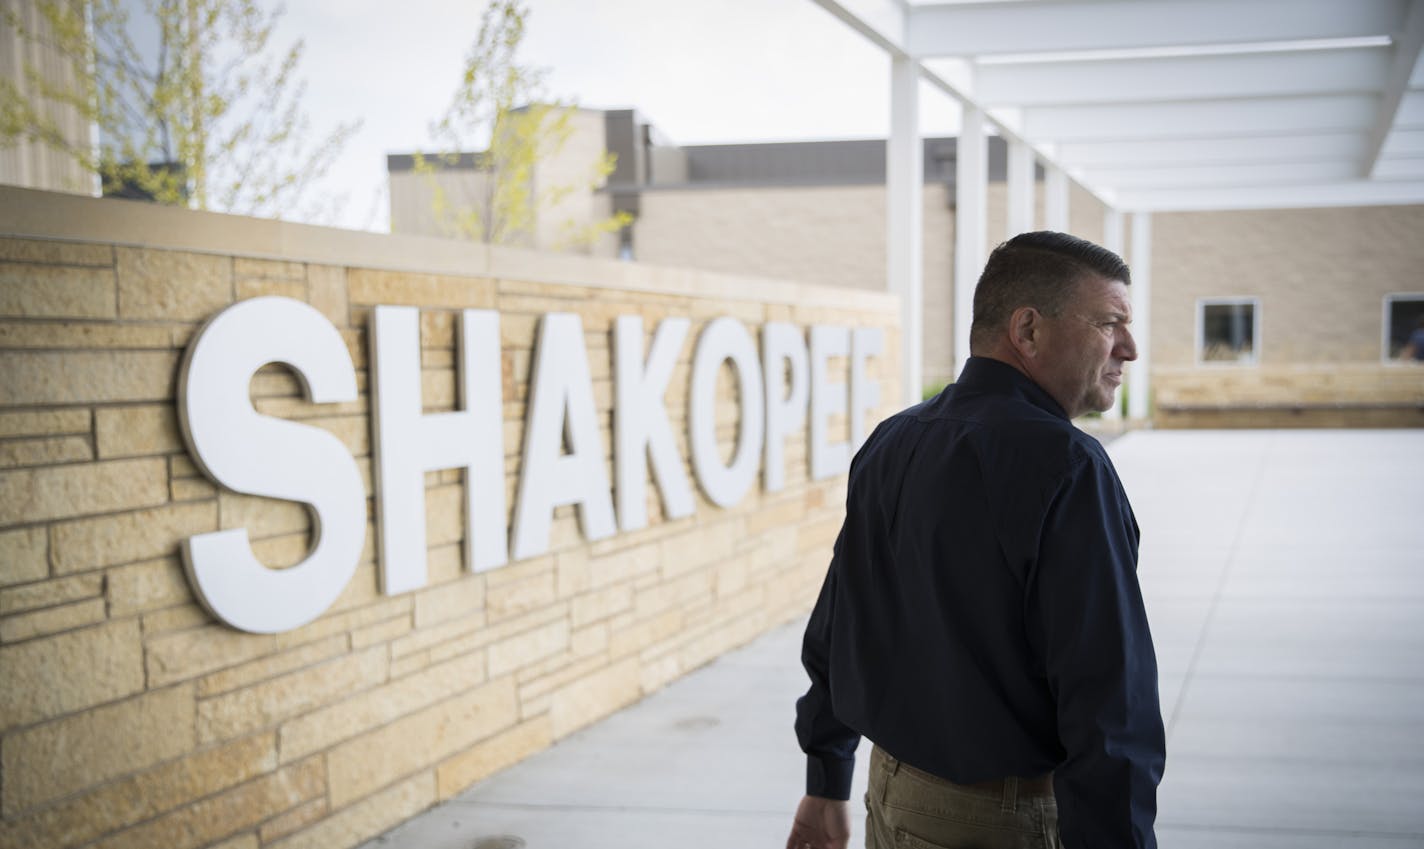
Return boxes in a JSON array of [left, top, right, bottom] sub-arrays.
[[815, 0, 1424, 212], [814, 0, 1424, 410]]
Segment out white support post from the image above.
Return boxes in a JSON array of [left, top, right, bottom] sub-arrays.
[[1007, 138, 1035, 236], [1128, 212, 1152, 422], [1101, 207, 1124, 422], [953, 105, 988, 379], [1044, 166, 1070, 232], [888, 55, 924, 407]]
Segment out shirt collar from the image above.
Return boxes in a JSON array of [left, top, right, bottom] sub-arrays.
[[953, 356, 1070, 421]]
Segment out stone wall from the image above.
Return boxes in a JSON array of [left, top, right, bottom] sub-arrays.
[[1153, 365, 1424, 428], [0, 186, 900, 849]]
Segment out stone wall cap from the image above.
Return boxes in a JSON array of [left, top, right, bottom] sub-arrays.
[[0, 186, 898, 312]]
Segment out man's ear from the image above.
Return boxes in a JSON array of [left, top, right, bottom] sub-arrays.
[[1008, 306, 1041, 359]]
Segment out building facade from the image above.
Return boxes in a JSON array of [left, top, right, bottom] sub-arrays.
[[391, 108, 1424, 425], [0, 0, 94, 196]]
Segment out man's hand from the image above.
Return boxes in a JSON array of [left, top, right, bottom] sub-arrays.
[[785, 794, 851, 849]]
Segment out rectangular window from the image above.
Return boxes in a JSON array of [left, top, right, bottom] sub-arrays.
[[617, 227, 635, 262], [1197, 298, 1259, 364], [1384, 294, 1424, 362]]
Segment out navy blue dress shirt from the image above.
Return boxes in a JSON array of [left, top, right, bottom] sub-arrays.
[[795, 356, 1165, 848]]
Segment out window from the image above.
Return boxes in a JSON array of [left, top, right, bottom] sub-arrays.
[[617, 227, 635, 262], [1384, 294, 1424, 362], [1197, 298, 1259, 364]]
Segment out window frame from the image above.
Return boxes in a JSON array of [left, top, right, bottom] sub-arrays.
[[1195, 296, 1262, 366], [1381, 293, 1424, 364]]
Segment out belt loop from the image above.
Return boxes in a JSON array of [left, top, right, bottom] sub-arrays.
[[1001, 775, 1018, 813], [872, 746, 901, 779], [873, 746, 899, 807]]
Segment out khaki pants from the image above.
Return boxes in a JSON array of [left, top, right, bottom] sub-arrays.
[[865, 746, 1063, 849]]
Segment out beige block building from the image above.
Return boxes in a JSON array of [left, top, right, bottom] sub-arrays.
[[0, 0, 94, 195], [391, 109, 1424, 425], [388, 108, 622, 257]]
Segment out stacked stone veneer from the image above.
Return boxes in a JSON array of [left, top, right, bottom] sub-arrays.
[[0, 187, 900, 849]]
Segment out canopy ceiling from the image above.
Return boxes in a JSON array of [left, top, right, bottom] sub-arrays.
[[814, 0, 1424, 212]]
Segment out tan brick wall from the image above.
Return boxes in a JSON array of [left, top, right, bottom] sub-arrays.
[[0, 186, 900, 849], [631, 182, 1422, 415], [634, 184, 956, 387], [631, 181, 1119, 391], [1151, 205, 1424, 366], [1147, 206, 1424, 423]]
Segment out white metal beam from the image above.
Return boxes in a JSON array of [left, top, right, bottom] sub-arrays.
[[905, 0, 1408, 59], [1021, 95, 1379, 141], [1363, 157, 1424, 179], [1382, 129, 1424, 157], [976, 48, 1391, 108], [807, 0, 909, 58], [1116, 179, 1424, 211], [1399, 90, 1424, 124], [1363, 0, 1424, 175], [1056, 133, 1368, 168], [1083, 160, 1360, 190]]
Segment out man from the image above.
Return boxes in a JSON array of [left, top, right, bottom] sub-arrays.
[[787, 231, 1166, 849]]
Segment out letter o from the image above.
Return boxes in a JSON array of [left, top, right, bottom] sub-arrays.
[[689, 317, 765, 508]]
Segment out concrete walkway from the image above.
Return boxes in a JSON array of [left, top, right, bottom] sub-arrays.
[[361, 429, 1424, 849]]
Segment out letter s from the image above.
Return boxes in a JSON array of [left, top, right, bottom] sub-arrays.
[[178, 297, 365, 633]]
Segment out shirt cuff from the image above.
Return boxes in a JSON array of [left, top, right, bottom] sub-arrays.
[[806, 754, 855, 800]]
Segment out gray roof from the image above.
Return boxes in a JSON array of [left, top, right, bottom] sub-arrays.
[[669, 136, 1011, 188]]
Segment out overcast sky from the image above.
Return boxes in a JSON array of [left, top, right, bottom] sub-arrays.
[[270, 0, 961, 231]]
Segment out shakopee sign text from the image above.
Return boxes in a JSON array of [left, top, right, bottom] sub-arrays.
[[178, 297, 883, 633]]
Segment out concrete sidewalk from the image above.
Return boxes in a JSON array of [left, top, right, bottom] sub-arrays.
[[362, 429, 1424, 849]]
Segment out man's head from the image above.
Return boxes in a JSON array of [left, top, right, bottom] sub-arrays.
[[970, 231, 1137, 418]]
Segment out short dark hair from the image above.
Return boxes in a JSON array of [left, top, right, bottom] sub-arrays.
[[969, 231, 1131, 352]]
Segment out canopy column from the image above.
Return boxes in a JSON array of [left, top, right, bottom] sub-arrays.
[[888, 55, 924, 407], [1101, 206, 1125, 422], [953, 105, 988, 378], [1044, 166, 1070, 232], [1128, 212, 1153, 422], [1007, 138, 1035, 236]]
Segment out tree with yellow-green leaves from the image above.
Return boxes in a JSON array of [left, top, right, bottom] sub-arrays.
[[416, 0, 631, 250], [0, 0, 359, 220]]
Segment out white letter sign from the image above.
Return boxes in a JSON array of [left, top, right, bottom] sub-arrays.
[[614, 315, 695, 531], [179, 297, 885, 634], [689, 317, 765, 507], [851, 326, 884, 453], [762, 321, 809, 492], [178, 297, 365, 634], [370, 307, 507, 596], [809, 324, 851, 480], [512, 313, 617, 560]]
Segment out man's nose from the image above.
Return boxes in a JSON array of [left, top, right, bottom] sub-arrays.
[[1117, 326, 1138, 361]]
